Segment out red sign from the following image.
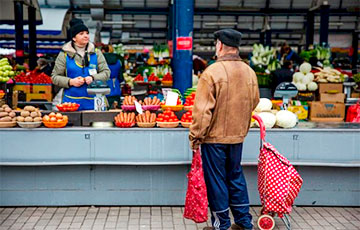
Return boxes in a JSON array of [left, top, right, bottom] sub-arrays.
[[16, 50, 24, 57], [176, 37, 193, 50]]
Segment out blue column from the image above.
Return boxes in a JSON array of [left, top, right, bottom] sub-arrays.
[[172, 0, 194, 94]]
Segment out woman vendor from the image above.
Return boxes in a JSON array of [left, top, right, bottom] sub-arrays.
[[51, 18, 110, 110]]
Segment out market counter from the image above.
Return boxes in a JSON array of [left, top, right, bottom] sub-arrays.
[[0, 124, 359, 206]]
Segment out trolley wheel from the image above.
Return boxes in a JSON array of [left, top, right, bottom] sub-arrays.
[[257, 214, 275, 230]]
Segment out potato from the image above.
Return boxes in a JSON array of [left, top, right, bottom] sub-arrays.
[[12, 117, 17, 122], [9, 111, 16, 118], [30, 111, 38, 118], [17, 116, 25, 122], [21, 111, 30, 117], [24, 117, 33, 122], [2, 104, 9, 109], [0, 112, 8, 118], [0, 108, 4, 112], [34, 117, 42, 122], [0, 116, 12, 122], [37, 111, 42, 117], [24, 106, 36, 112], [4, 107, 12, 113]]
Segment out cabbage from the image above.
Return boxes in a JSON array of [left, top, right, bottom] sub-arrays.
[[305, 72, 314, 82], [255, 98, 272, 112], [307, 82, 318, 91], [276, 110, 298, 128], [293, 72, 305, 83], [299, 62, 312, 74], [297, 83, 307, 91], [256, 112, 276, 129]]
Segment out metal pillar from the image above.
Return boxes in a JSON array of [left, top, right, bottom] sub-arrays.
[[306, 11, 314, 50], [320, 3, 330, 46], [28, 6, 37, 70], [172, 0, 194, 94], [352, 31, 359, 74], [260, 32, 265, 45], [14, 1, 24, 65], [265, 30, 272, 47]]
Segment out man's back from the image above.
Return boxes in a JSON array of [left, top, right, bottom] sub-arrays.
[[189, 54, 259, 149]]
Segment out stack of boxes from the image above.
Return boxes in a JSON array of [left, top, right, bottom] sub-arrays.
[[309, 83, 345, 122], [13, 84, 52, 102]]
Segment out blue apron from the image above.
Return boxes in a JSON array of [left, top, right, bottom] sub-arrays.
[[278, 50, 294, 61], [106, 60, 121, 97], [63, 52, 97, 110]]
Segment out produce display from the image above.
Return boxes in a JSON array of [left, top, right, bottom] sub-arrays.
[[292, 63, 318, 92], [299, 45, 331, 66], [161, 98, 184, 111], [181, 110, 193, 128], [14, 71, 52, 84], [251, 44, 281, 72], [0, 104, 17, 127], [184, 92, 195, 110], [0, 58, 16, 83], [156, 109, 179, 128], [56, 102, 80, 112], [136, 111, 157, 128], [122, 96, 137, 111], [0, 89, 4, 99], [314, 67, 345, 83], [43, 112, 68, 127], [252, 98, 298, 129], [153, 44, 170, 59], [162, 72, 173, 86], [134, 74, 144, 82], [148, 73, 160, 82], [114, 112, 136, 127], [16, 106, 42, 123], [140, 96, 161, 111]]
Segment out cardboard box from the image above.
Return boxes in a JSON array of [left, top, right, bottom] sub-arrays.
[[351, 92, 360, 98], [318, 83, 343, 94], [309, 102, 345, 122], [319, 93, 345, 103]]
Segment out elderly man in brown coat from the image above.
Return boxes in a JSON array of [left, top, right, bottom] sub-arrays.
[[189, 29, 260, 230]]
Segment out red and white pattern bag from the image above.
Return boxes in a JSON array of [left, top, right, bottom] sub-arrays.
[[183, 149, 208, 223], [258, 142, 303, 217]]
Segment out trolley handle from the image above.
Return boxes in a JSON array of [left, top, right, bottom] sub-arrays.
[[252, 114, 266, 141]]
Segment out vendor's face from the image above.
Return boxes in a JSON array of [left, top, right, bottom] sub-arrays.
[[73, 31, 89, 47]]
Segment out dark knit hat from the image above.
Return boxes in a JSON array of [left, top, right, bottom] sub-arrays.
[[70, 18, 89, 38], [214, 29, 242, 48]]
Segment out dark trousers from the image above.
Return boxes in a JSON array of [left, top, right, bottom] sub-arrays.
[[201, 143, 253, 230]]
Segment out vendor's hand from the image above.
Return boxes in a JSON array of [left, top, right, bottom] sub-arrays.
[[85, 76, 94, 85], [69, 77, 85, 87]]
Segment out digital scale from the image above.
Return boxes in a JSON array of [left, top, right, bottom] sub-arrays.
[[274, 82, 298, 109]]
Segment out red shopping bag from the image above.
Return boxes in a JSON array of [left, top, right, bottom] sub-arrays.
[[346, 102, 360, 122], [183, 149, 208, 223]]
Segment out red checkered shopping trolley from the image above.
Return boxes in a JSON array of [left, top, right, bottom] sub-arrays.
[[252, 115, 303, 230]]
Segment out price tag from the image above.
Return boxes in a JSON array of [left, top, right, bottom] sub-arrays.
[[134, 101, 143, 114], [165, 91, 178, 106]]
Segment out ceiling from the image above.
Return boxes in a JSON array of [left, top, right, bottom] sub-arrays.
[[35, 0, 360, 46]]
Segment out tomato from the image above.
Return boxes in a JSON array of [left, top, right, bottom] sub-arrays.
[[157, 118, 164, 122], [164, 115, 169, 120], [57, 119, 63, 123], [158, 113, 164, 118], [56, 113, 63, 119], [169, 119, 174, 122], [49, 112, 56, 118], [63, 115, 68, 122], [170, 115, 177, 120], [50, 117, 57, 122]]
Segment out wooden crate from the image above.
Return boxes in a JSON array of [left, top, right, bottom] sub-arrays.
[[26, 93, 52, 102], [32, 84, 52, 94], [13, 84, 31, 94]]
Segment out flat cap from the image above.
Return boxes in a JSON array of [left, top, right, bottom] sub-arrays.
[[214, 29, 242, 48]]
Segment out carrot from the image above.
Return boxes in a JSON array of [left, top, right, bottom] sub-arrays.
[[131, 113, 135, 123], [156, 98, 160, 105], [151, 113, 156, 122], [120, 112, 124, 122]]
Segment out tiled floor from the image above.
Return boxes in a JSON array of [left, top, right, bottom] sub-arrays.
[[0, 206, 359, 230]]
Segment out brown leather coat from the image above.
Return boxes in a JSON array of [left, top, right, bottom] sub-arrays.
[[189, 54, 260, 150]]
